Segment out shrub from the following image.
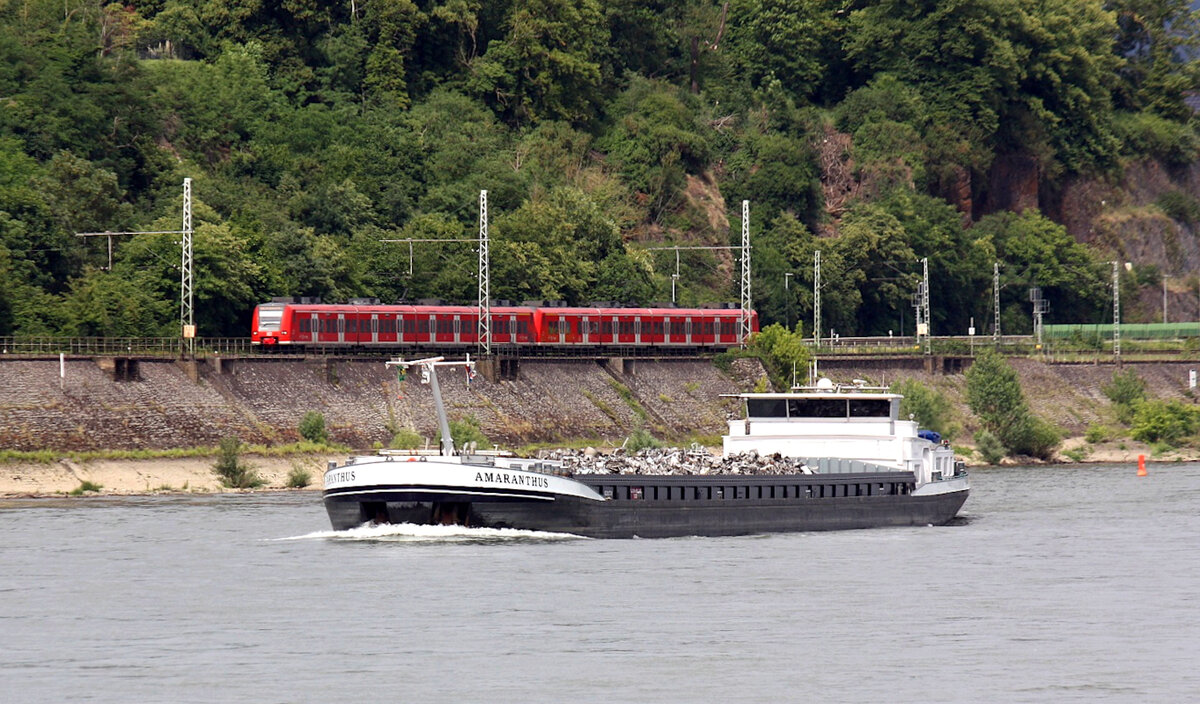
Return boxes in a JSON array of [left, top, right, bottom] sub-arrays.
[[1084, 424, 1110, 444], [974, 429, 1006, 464], [298, 411, 327, 443], [1112, 109, 1199, 167], [69, 480, 102, 495], [626, 426, 664, 452], [1156, 190, 1200, 225], [390, 427, 423, 450], [1131, 399, 1200, 446], [436, 416, 490, 452], [286, 465, 312, 488], [1103, 369, 1146, 425], [213, 437, 264, 489]]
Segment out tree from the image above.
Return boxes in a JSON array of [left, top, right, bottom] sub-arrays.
[[891, 377, 959, 440], [749, 323, 811, 390], [467, 0, 607, 125], [972, 209, 1107, 331], [846, 0, 1122, 176], [723, 0, 830, 104], [965, 349, 1059, 458], [1109, 0, 1200, 120], [595, 78, 710, 221]]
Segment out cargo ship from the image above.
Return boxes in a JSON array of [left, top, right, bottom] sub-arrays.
[[322, 358, 969, 538]]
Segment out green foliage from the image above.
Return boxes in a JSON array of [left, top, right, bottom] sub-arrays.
[[748, 323, 810, 390], [0, 1, 1193, 342], [1103, 369, 1147, 425], [965, 350, 1059, 459], [1085, 424, 1112, 444], [973, 428, 1007, 465], [298, 411, 328, 444], [390, 427, 423, 450], [1156, 190, 1200, 226], [68, 480, 103, 496], [212, 437, 263, 489], [286, 465, 312, 489], [971, 210, 1107, 328], [595, 78, 709, 219], [1114, 110, 1200, 166], [436, 416, 490, 452], [890, 378, 959, 441], [1130, 399, 1200, 446], [626, 426, 664, 452]]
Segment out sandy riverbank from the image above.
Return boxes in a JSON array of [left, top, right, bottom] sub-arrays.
[[0, 440, 1192, 499], [0, 455, 343, 497]]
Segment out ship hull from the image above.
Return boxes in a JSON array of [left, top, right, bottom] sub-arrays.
[[324, 471, 968, 538]]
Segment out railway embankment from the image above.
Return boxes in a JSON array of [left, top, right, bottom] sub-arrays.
[[2, 355, 1197, 495], [0, 356, 766, 453]]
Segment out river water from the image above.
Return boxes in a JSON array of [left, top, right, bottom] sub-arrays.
[[1, 463, 1197, 703]]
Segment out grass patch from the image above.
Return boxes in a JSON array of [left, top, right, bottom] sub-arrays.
[[583, 390, 620, 423], [68, 480, 102, 495], [607, 379, 648, 422], [0, 441, 351, 465]]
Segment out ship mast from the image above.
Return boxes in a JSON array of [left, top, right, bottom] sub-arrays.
[[386, 356, 476, 456]]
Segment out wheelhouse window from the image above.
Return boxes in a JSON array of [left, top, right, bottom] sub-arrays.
[[788, 398, 847, 418], [849, 398, 891, 418], [747, 398, 787, 418]]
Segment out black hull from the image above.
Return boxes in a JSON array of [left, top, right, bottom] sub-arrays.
[[324, 472, 968, 539]]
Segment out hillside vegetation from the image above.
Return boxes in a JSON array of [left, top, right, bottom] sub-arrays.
[[1, 1, 1198, 339]]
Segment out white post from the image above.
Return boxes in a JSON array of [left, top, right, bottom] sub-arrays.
[[478, 190, 490, 356], [739, 200, 752, 347], [60, 352, 65, 391], [813, 250, 821, 349]]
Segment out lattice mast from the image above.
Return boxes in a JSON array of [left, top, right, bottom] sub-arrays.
[[813, 250, 821, 348], [181, 178, 194, 352], [921, 257, 931, 355], [739, 200, 752, 347], [993, 262, 1001, 343], [478, 190, 490, 356], [1112, 261, 1121, 357]]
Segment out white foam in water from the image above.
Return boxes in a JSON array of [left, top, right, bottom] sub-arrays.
[[272, 522, 584, 542]]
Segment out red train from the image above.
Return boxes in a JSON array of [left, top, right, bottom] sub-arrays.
[[251, 300, 758, 350]]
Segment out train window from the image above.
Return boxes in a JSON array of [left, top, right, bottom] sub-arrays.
[[518, 320, 528, 334], [298, 318, 309, 333], [258, 307, 283, 331]]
